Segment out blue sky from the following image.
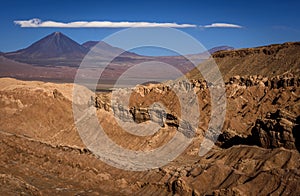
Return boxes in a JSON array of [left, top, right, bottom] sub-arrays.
[[0, 0, 299, 54]]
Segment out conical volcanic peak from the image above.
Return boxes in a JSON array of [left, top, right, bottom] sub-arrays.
[[13, 32, 88, 58], [5, 32, 89, 66]]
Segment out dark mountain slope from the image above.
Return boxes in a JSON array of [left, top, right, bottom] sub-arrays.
[[5, 32, 89, 66]]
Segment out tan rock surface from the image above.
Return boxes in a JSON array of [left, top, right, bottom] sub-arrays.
[[0, 72, 299, 195]]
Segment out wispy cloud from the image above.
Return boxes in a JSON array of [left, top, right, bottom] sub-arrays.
[[14, 18, 243, 29], [14, 18, 196, 28], [201, 23, 242, 28]]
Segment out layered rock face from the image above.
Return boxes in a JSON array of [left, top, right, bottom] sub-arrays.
[[94, 73, 300, 152], [251, 109, 299, 150], [94, 80, 204, 138]]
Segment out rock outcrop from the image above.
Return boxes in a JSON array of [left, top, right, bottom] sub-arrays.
[[227, 73, 300, 88], [251, 109, 299, 150], [94, 73, 300, 151]]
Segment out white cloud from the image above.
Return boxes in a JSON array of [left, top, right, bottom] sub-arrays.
[[202, 23, 242, 28], [14, 18, 196, 28], [14, 19, 243, 29]]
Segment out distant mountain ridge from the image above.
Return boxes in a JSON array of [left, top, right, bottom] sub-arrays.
[[208, 46, 234, 54], [4, 32, 144, 66], [4, 32, 234, 67], [0, 37, 299, 84], [82, 41, 140, 57]]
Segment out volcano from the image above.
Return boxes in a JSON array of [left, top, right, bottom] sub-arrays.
[[4, 32, 142, 67], [5, 32, 89, 67]]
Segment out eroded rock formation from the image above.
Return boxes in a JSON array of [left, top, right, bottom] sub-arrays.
[[94, 73, 300, 152], [0, 71, 299, 195], [251, 109, 299, 150]]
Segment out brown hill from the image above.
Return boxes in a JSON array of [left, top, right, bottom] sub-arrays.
[[187, 42, 300, 81]]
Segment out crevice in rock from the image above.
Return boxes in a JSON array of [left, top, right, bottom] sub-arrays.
[[217, 134, 253, 149], [292, 116, 300, 152]]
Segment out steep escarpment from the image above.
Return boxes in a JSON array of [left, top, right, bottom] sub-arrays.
[[95, 73, 300, 152]]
